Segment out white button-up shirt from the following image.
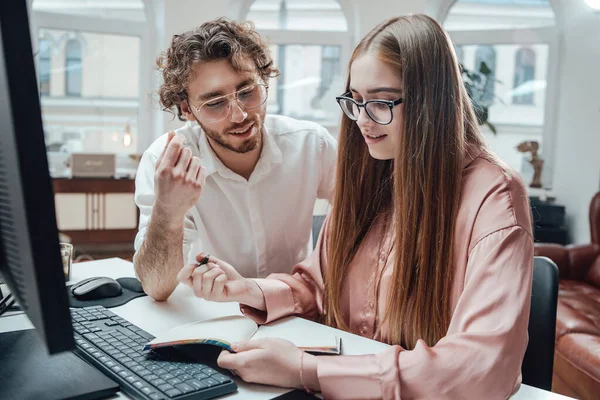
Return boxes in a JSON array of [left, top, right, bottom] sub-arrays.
[[134, 115, 337, 278]]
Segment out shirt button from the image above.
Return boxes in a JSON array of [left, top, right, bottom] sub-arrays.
[[369, 302, 374, 309]]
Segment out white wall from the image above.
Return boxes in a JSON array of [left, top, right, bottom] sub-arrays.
[[549, 1, 600, 244]]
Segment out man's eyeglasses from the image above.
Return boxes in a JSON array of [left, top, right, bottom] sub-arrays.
[[188, 83, 269, 123], [335, 92, 403, 125]]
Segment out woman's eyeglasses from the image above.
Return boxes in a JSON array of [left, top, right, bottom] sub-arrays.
[[335, 92, 403, 125], [188, 83, 269, 123]]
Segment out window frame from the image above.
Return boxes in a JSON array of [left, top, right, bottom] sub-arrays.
[[38, 38, 51, 96], [435, 0, 561, 188], [31, 0, 155, 153], [236, 0, 354, 130], [513, 47, 536, 105], [64, 39, 82, 97]]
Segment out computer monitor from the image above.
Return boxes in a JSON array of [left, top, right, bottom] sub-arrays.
[[0, 3, 120, 398], [0, 0, 74, 353]]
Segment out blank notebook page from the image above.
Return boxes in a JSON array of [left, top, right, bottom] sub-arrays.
[[150, 315, 258, 345], [253, 316, 339, 350]]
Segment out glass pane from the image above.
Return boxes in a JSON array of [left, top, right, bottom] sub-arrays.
[[38, 28, 140, 156], [39, 39, 51, 96], [65, 40, 82, 96], [248, 0, 347, 31], [66, 39, 82, 57], [267, 44, 344, 125], [474, 45, 496, 106], [445, 0, 555, 31], [32, 0, 146, 22], [455, 45, 465, 64], [460, 43, 549, 180], [513, 48, 536, 105], [65, 59, 82, 96]]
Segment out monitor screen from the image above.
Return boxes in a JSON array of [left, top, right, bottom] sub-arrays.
[[0, 0, 74, 354]]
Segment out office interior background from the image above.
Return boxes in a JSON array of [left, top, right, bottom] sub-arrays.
[[32, 0, 600, 249], [14, 0, 600, 398]]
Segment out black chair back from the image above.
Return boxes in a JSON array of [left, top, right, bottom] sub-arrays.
[[522, 256, 559, 391], [312, 215, 326, 249]]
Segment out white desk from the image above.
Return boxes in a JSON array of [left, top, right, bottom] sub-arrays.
[[0, 258, 574, 400]]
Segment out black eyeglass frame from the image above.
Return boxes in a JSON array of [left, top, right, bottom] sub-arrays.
[[335, 91, 403, 125]]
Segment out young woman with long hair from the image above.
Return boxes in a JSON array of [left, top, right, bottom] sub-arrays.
[[178, 14, 534, 399]]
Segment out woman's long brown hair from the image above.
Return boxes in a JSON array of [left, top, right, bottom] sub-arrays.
[[325, 14, 488, 349]]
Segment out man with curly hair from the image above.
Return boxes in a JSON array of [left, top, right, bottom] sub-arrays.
[[133, 18, 337, 301]]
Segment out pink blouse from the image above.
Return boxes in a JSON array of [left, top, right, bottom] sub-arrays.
[[241, 147, 534, 399]]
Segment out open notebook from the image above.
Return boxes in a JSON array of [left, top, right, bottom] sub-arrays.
[[144, 315, 341, 355]]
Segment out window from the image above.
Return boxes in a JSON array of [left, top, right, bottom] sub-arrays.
[[455, 45, 465, 65], [513, 48, 536, 105], [32, 0, 146, 22], [38, 29, 141, 155], [317, 46, 341, 103], [65, 39, 82, 96], [247, 0, 347, 31], [443, 0, 558, 187], [455, 43, 549, 175], [474, 46, 496, 106], [38, 39, 51, 96], [268, 44, 343, 121], [246, 0, 350, 127], [460, 44, 547, 125], [32, 0, 151, 156], [445, 0, 555, 31]]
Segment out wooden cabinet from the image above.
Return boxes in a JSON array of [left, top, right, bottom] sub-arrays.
[[52, 178, 138, 260]]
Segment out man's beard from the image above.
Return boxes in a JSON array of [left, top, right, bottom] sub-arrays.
[[197, 114, 263, 154]]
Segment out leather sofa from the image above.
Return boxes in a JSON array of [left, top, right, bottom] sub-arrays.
[[534, 192, 600, 400]]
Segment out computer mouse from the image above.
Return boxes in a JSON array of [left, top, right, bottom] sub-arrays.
[[71, 276, 123, 300]]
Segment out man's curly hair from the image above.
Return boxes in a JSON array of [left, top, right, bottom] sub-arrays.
[[157, 18, 279, 121]]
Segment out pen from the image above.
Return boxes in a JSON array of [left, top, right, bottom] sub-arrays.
[[197, 254, 210, 267]]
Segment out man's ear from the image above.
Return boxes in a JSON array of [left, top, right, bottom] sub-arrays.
[[180, 100, 195, 121]]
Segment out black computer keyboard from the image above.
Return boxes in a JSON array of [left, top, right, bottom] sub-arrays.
[[70, 306, 238, 400]]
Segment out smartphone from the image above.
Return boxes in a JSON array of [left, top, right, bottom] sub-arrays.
[[270, 389, 320, 399]]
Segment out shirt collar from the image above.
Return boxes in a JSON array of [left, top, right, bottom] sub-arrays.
[[256, 120, 283, 169], [189, 121, 218, 177]]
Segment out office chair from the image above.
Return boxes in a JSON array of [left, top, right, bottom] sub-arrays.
[[521, 256, 559, 391], [312, 215, 326, 249]]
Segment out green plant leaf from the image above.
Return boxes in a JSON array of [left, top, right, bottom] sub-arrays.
[[486, 121, 497, 135], [479, 61, 492, 76], [472, 103, 485, 125]]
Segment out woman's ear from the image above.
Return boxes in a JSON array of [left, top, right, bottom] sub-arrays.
[[180, 100, 195, 121]]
